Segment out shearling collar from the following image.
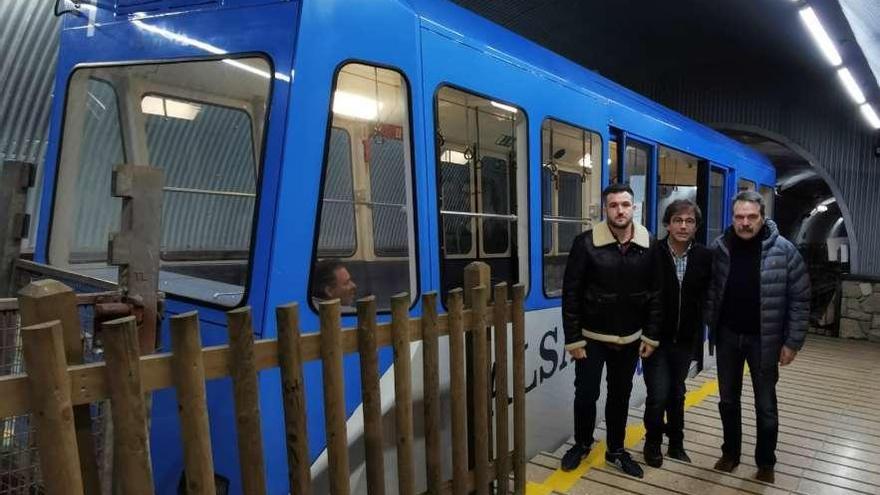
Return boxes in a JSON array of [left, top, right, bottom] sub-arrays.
[[593, 220, 651, 249]]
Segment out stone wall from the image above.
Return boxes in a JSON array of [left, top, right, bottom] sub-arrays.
[[840, 280, 880, 341]]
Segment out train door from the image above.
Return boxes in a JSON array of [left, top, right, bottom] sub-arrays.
[[655, 146, 703, 240], [698, 164, 728, 244], [434, 86, 527, 294], [609, 129, 656, 230]]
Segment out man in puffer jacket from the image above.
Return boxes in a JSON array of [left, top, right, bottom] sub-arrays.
[[705, 191, 810, 485], [559, 183, 662, 478]]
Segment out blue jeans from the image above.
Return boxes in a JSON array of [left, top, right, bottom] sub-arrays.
[[643, 342, 692, 446], [716, 327, 779, 468], [573, 340, 640, 452]]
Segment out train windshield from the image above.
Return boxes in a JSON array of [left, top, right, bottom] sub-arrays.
[[49, 57, 272, 306]]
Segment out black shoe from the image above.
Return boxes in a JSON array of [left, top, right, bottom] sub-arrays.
[[560, 443, 590, 472], [755, 466, 775, 484], [713, 456, 740, 473], [667, 445, 691, 463], [606, 449, 644, 478], [643, 441, 663, 468]]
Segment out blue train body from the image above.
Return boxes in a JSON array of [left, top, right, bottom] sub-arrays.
[[37, 1, 775, 493]]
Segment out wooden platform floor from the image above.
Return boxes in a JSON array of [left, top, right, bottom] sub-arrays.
[[525, 336, 880, 495]]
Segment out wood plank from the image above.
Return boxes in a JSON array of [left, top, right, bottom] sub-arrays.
[[448, 289, 468, 495], [356, 296, 385, 495], [470, 285, 490, 495], [493, 283, 510, 494], [421, 292, 442, 495], [392, 293, 415, 495], [276, 303, 311, 495], [319, 299, 350, 495], [170, 312, 216, 495], [227, 307, 267, 495]]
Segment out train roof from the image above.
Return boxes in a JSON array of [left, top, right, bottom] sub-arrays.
[[405, 0, 773, 169]]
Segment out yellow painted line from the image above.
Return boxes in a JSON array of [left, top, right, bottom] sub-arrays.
[[526, 378, 719, 495]]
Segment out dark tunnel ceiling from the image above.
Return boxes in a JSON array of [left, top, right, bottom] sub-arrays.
[[450, 0, 864, 204]]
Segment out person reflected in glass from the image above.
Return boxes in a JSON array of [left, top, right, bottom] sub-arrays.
[[311, 260, 358, 307]]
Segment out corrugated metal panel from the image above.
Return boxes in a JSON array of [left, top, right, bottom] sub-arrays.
[[640, 80, 880, 276], [0, 1, 59, 246]]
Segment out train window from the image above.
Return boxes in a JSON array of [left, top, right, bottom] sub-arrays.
[[541, 119, 601, 296], [759, 184, 775, 219], [656, 146, 699, 239], [609, 140, 619, 183], [50, 57, 272, 306], [312, 63, 416, 311], [738, 178, 756, 192], [707, 168, 726, 242], [435, 86, 528, 294]]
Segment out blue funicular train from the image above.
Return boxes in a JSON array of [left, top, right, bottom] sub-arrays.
[[41, 0, 775, 492]]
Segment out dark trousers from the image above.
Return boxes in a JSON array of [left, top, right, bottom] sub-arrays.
[[716, 327, 780, 468], [643, 342, 692, 446], [573, 340, 640, 452]]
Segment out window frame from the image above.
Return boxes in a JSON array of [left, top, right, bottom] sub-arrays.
[[47, 54, 275, 310], [308, 60, 421, 315]]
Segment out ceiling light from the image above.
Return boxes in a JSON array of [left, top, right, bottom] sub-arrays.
[[141, 95, 201, 120], [816, 204, 828, 213], [332, 91, 380, 121], [799, 7, 842, 66], [490, 101, 518, 114], [578, 154, 593, 168], [837, 68, 866, 104], [860, 104, 880, 129], [441, 149, 468, 165]]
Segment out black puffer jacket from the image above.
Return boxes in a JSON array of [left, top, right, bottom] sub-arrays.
[[562, 221, 662, 350], [705, 219, 811, 368]]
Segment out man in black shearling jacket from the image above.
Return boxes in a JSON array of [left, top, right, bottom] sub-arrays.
[[642, 199, 712, 469], [559, 183, 662, 478]]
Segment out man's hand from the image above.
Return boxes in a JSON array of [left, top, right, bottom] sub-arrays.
[[639, 342, 656, 359], [779, 345, 797, 366], [568, 347, 587, 360]]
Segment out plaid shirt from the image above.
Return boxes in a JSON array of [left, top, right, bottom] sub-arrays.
[[668, 238, 692, 283]]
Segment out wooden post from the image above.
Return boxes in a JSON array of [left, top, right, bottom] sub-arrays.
[[493, 283, 510, 493], [462, 261, 491, 489], [421, 292, 442, 494], [227, 307, 267, 495], [276, 303, 311, 495], [18, 279, 101, 495], [319, 299, 350, 494], [511, 285, 526, 495], [170, 312, 216, 495], [391, 293, 415, 495], [447, 289, 468, 495], [102, 316, 154, 495], [21, 320, 84, 495], [356, 296, 385, 495], [470, 285, 490, 495]]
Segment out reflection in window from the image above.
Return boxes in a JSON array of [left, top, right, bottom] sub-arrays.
[[759, 184, 774, 219], [738, 178, 756, 192], [52, 57, 271, 306], [656, 147, 699, 239], [625, 141, 650, 225], [708, 169, 725, 243], [541, 119, 601, 296], [435, 86, 527, 293], [312, 63, 416, 311]]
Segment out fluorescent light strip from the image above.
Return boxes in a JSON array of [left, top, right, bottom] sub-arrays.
[[490, 101, 518, 114], [799, 7, 842, 66], [859, 104, 880, 129], [837, 68, 866, 105]]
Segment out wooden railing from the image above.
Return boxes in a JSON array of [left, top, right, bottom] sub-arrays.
[[0, 264, 526, 495]]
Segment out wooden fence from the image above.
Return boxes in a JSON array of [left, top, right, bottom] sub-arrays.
[[0, 265, 526, 495]]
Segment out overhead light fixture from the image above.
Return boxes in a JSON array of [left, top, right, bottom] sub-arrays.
[[816, 204, 828, 213], [441, 149, 468, 165], [837, 68, 866, 104], [859, 104, 880, 129], [490, 101, 518, 114], [332, 91, 380, 121], [799, 7, 842, 66], [578, 154, 593, 169], [141, 95, 202, 120]]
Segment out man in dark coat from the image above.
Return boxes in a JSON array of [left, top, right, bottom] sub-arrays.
[[706, 191, 811, 484], [643, 199, 712, 468], [559, 183, 662, 478]]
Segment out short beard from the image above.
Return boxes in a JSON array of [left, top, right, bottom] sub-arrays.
[[609, 217, 632, 230]]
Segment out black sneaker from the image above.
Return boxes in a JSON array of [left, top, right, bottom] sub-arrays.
[[560, 443, 591, 471], [643, 441, 663, 468], [606, 449, 644, 478], [667, 445, 691, 463]]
